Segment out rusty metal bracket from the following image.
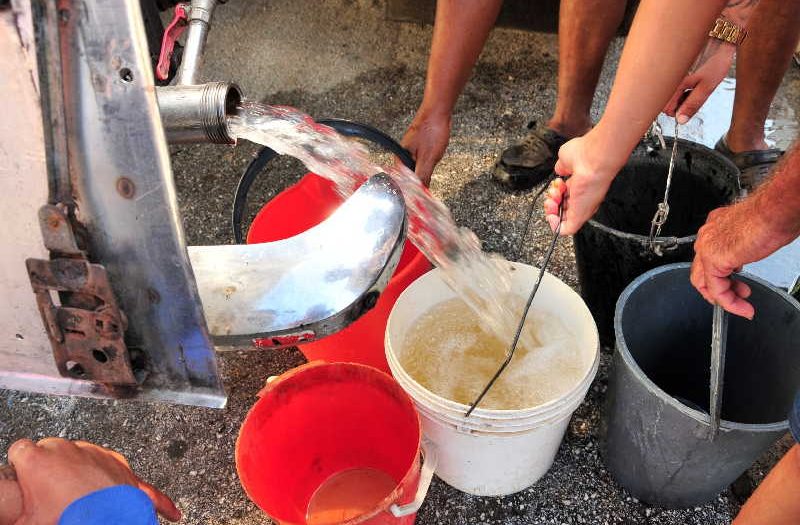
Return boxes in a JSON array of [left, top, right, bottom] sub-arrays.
[[26, 208, 136, 385], [27, 202, 136, 385]]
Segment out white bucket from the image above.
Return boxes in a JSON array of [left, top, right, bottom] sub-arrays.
[[385, 262, 600, 496]]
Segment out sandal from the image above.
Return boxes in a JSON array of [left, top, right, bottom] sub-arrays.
[[715, 136, 783, 194], [493, 124, 568, 191]]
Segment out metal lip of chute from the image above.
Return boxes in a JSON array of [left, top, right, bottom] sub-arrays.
[[189, 173, 408, 348]]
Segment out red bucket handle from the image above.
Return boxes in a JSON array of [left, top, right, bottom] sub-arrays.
[[256, 361, 330, 397]]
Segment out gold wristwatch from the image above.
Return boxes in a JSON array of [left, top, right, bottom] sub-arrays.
[[708, 17, 747, 46]]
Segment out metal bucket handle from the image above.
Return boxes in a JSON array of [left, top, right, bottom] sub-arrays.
[[389, 439, 438, 517]]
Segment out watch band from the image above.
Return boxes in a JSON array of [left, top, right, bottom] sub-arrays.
[[708, 17, 747, 46]]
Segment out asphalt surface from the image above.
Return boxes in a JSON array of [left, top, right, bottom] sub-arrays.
[[2, 1, 799, 523]]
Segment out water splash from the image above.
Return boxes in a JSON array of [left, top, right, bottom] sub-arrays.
[[228, 101, 531, 347]]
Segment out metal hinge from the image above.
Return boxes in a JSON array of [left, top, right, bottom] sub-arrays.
[[26, 204, 137, 385]]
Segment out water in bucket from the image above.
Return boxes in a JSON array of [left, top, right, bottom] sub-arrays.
[[385, 263, 600, 496], [228, 102, 532, 348], [306, 468, 397, 525], [237, 363, 425, 525], [400, 297, 583, 409]]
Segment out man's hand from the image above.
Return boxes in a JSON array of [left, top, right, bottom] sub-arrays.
[[691, 201, 794, 319], [401, 109, 451, 186], [543, 132, 627, 235], [8, 438, 181, 524], [663, 39, 736, 123]]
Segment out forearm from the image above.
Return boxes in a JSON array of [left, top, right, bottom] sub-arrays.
[[689, 0, 759, 72], [418, 0, 503, 116], [690, 0, 759, 74], [720, 0, 760, 27], [592, 0, 727, 166], [749, 143, 800, 242]]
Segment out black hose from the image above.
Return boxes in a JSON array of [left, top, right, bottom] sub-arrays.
[[231, 119, 416, 244]]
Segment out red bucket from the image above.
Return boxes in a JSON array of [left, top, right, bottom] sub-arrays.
[[236, 362, 436, 525], [247, 173, 431, 372]]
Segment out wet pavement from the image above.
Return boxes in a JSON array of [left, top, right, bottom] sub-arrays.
[[2, 1, 799, 523]]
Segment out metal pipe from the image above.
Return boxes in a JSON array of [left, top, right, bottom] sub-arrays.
[[176, 0, 217, 85], [156, 81, 242, 144]]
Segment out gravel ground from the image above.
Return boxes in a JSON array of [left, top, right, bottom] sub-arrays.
[[2, 1, 799, 523]]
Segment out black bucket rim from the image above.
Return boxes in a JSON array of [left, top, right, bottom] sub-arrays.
[[613, 262, 795, 433], [585, 217, 693, 249], [585, 137, 740, 247]]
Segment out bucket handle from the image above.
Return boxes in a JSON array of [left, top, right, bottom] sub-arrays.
[[790, 274, 800, 302], [389, 439, 438, 518], [257, 362, 331, 397]]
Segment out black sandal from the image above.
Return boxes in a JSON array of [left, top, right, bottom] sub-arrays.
[[715, 136, 783, 194], [492, 125, 568, 191]]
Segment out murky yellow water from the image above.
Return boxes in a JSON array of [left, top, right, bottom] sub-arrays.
[[400, 298, 583, 410]]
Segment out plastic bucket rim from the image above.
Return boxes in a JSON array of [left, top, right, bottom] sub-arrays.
[[613, 262, 793, 433], [585, 217, 695, 246], [386, 268, 600, 418], [385, 262, 600, 419], [387, 307, 598, 421], [393, 359, 597, 427], [411, 398, 580, 436], [235, 361, 424, 524], [403, 372, 597, 434], [584, 137, 740, 244]]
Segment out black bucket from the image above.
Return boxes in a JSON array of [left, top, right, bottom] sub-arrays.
[[604, 263, 800, 508], [574, 138, 740, 346]]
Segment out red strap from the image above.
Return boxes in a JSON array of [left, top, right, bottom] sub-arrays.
[[156, 3, 189, 81]]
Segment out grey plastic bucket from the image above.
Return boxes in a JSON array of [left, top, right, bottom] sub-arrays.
[[604, 263, 800, 508], [574, 139, 740, 346]]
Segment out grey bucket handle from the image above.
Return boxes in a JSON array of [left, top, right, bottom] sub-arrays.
[[790, 275, 800, 302]]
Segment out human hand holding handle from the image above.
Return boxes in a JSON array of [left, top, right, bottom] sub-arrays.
[[663, 0, 755, 123], [690, 201, 794, 319], [550, 0, 729, 222], [543, 131, 627, 235]]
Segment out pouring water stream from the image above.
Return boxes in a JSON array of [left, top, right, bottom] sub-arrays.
[[228, 101, 540, 351]]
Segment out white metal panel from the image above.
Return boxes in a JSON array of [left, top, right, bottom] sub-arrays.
[[0, 1, 61, 382]]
